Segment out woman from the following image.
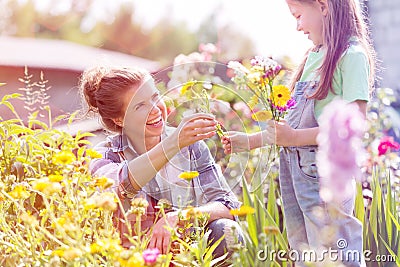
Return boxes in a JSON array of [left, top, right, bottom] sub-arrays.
[[79, 65, 242, 259]]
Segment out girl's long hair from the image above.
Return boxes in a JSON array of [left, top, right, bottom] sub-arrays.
[[289, 0, 377, 99]]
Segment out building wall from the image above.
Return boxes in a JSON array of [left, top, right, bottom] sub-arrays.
[[367, 0, 400, 89], [0, 66, 82, 121]]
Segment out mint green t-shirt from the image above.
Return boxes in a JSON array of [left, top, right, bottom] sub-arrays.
[[299, 42, 370, 120]]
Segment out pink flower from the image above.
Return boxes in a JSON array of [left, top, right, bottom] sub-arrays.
[[233, 102, 252, 117], [199, 43, 218, 54], [317, 99, 366, 203], [377, 136, 400, 156], [142, 248, 160, 265]]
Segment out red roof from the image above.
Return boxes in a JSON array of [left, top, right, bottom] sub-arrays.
[[0, 36, 160, 72]]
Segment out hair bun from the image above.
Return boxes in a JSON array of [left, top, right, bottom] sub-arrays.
[[80, 66, 109, 110]]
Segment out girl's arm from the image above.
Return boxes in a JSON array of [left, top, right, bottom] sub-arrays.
[[263, 100, 367, 147], [262, 121, 319, 147]]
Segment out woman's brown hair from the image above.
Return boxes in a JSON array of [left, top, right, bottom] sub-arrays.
[[79, 66, 149, 133]]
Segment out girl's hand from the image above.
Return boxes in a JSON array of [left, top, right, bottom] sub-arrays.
[[222, 131, 251, 154], [168, 113, 217, 149], [265, 120, 296, 147]]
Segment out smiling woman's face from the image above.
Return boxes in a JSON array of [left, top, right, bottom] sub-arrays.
[[120, 78, 167, 141]]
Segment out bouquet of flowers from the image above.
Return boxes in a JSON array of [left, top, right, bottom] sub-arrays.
[[227, 56, 296, 122]]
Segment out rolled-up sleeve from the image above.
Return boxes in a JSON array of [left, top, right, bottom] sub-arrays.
[[89, 141, 138, 199]]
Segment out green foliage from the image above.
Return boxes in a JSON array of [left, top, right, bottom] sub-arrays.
[[0, 72, 227, 266]]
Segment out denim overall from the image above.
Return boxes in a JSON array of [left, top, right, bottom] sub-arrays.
[[280, 81, 365, 266]]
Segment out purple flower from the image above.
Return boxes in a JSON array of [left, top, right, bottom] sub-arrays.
[[142, 248, 160, 265], [269, 98, 296, 112], [316, 99, 366, 203], [272, 65, 282, 77], [286, 98, 296, 109]]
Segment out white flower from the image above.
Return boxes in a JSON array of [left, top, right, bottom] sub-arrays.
[[227, 61, 249, 75]]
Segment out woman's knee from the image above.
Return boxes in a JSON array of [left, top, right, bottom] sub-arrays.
[[206, 218, 244, 255]]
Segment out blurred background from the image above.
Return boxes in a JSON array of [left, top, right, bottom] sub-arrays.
[[0, 0, 399, 140]]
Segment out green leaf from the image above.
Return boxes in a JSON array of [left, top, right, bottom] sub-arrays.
[[384, 174, 393, 245], [1, 93, 22, 102], [77, 140, 93, 146], [242, 176, 258, 247], [1, 101, 17, 115], [204, 234, 226, 263], [53, 114, 68, 124], [369, 172, 381, 250], [379, 235, 400, 266], [258, 198, 288, 251], [10, 124, 33, 136], [67, 110, 79, 125], [28, 119, 49, 130], [75, 131, 96, 140], [354, 182, 365, 225]]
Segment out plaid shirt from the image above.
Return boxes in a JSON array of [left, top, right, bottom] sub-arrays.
[[89, 126, 240, 239]]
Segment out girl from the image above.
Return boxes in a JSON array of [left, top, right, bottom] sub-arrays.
[[80, 66, 242, 259], [223, 0, 376, 266]]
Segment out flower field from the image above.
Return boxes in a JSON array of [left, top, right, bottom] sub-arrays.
[[1, 50, 399, 267]]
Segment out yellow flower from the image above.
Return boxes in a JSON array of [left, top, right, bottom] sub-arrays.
[[180, 80, 197, 95], [156, 198, 172, 210], [126, 252, 145, 267], [251, 110, 272, 122], [94, 176, 114, 189], [229, 205, 255, 216], [130, 197, 149, 216], [264, 226, 280, 235], [90, 242, 102, 254], [178, 171, 199, 180], [270, 85, 291, 107], [53, 150, 76, 165], [52, 247, 83, 261], [32, 179, 62, 195], [52, 217, 66, 228], [85, 192, 117, 211], [49, 174, 64, 182], [131, 197, 149, 209], [247, 72, 263, 90], [247, 95, 259, 110], [184, 206, 203, 220], [86, 149, 102, 159], [20, 213, 38, 226], [62, 247, 83, 261], [9, 184, 30, 199]]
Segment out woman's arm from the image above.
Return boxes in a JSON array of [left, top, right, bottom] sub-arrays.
[[127, 114, 217, 190], [194, 201, 233, 221]]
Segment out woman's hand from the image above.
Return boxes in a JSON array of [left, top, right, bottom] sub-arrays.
[[148, 212, 179, 254], [221, 131, 251, 154], [168, 113, 217, 149]]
